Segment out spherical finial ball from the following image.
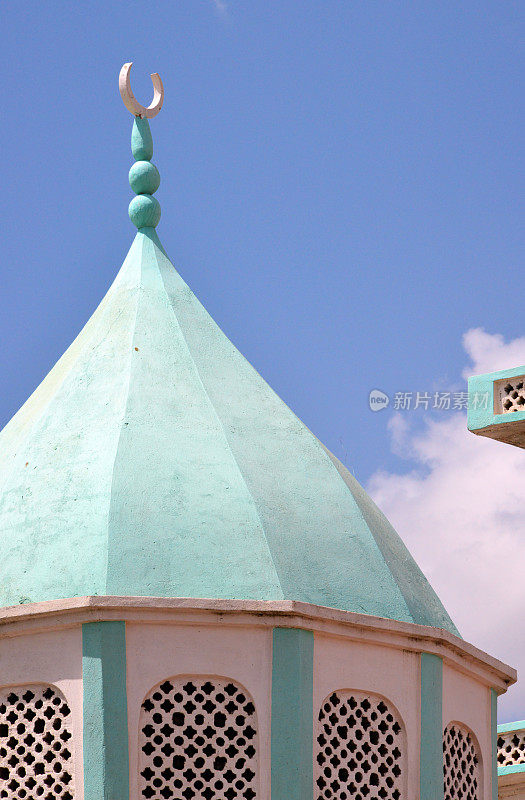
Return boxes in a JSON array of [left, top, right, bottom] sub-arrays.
[[129, 195, 161, 229], [129, 161, 161, 195]]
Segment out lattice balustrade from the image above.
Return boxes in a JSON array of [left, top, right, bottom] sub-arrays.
[[315, 690, 406, 800], [497, 728, 525, 767], [495, 376, 525, 413], [139, 677, 258, 800], [0, 684, 75, 800], [443, 723, 481, 800]]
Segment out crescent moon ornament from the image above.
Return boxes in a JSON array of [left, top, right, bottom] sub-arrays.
[[119, 62, 164, 119]]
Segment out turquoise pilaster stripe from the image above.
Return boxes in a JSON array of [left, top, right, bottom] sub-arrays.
[[82, 621, 129, 800], [271, 627, 314, 800], [420, 652, 444, 800], [491, 689, 498, 799]]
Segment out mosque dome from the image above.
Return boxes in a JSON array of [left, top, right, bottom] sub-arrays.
[[0, 65, 515, 800], [0, 117, 457, 634]]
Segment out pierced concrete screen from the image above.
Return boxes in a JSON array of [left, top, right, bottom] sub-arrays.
[[139, 677, 258, 800], [494, 376, 525, 414], [443, 724, 481, 800], [497, 729, 525, 768], [315, 691, 406, 800], [0, 684, 75, 800]]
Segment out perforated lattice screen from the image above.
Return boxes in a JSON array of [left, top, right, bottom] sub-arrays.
[[495, 376, 525, 413], [139, 677, 258, 800], [497, 729, 525, 767], [315, 691, 405, 800], [0, 684, 75, 800], [443, 724, 481, 800]]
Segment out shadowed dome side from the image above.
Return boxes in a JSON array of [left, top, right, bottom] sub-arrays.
[[0, 226, 459, 637]]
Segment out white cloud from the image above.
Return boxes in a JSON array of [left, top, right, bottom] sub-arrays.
[[367, 329, 525, 722], [211, 0, 228, 14], [462, 327, 525, 379]]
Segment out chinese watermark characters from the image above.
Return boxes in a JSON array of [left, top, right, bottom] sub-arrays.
[[368, 389, 489, 412]]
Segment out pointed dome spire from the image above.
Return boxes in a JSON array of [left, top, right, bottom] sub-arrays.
[[118, 63, 163, 231], [0, 66, 459, 636], [128, 118, 161, 230]]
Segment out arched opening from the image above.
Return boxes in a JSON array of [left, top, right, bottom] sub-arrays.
[[0, 684, 75, 799], [315, 689, 406, 800], [138, 676, 258, 800], [443, 721, 482, 800]]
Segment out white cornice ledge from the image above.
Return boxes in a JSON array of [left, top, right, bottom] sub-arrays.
[[0, 596, 516, 692]]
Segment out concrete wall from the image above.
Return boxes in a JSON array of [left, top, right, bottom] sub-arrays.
[[0, 599, 513, 799]]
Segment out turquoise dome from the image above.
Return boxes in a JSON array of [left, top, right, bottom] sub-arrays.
[[0, 225, 458, 635]]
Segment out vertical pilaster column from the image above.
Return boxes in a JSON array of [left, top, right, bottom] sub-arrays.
[[82, 621, 129, 800], [271, 627, 314, 800], [420, 652, 444, 800], [491, 689, 498, 800]]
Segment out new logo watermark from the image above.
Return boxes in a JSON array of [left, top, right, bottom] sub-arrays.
[[368, 389, 390, 411], [368, 389, 489, 412]]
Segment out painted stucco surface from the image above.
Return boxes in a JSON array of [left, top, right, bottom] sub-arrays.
[[82, 621, 129, 800], [468, 366, 525, 432], [125, 622, 272, 800], [420, 653, 444, 800], [271, 628, 313, 800], [495, 715, 525, 799], [0, 627, 84, 798], [442, 662, 493, 799], [313, 632, 419, 798], [0, 227, 457, 632]]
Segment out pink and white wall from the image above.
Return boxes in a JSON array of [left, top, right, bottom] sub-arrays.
[[0, 597, 515, 800]]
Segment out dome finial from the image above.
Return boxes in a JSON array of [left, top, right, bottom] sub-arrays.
[[119, 62, 164, 119], [120, 63, 162, 230]]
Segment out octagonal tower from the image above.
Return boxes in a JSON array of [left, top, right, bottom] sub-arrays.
[[0, 66, 515, 800]]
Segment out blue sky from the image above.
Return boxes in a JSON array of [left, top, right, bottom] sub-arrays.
[[1, 0, 522, 483], [1, 2, 524, 716]]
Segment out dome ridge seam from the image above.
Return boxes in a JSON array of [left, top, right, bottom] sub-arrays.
[[150, 232, 285, 600], [104, 233, 145, 595]]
